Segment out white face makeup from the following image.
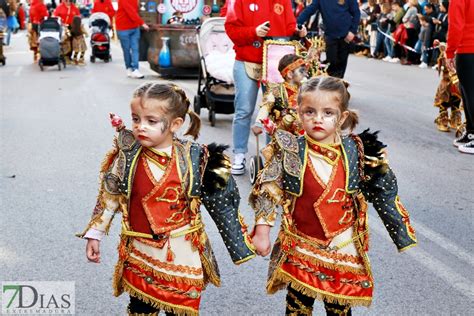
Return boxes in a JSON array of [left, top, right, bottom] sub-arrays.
[[298, 91, 348, 144], [130, 98, 174, 149], [290, 66, 308, 85]]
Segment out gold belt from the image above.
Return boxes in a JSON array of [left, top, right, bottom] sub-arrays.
[[283, 226, 368, 252], [121, 223, 203, 240]]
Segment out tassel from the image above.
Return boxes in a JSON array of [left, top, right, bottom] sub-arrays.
[[166, 239, 175, 262]]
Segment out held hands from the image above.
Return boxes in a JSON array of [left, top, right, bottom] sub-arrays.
[[86, 239, 101, 263], [142, 23, 150, 31], [256, 21, 270, 37], [252, 225, 272, 256]]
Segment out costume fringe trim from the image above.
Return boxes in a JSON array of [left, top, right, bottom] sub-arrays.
[[126, 256, 205, 287], [128, 312, 158, 316], [288, 250, 367, 275], [123, 279, 199, 316], [200, 255, 221, 287], [269, 270, 372, 308]]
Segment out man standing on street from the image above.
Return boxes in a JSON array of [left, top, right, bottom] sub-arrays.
[[297, 0, 360, 78], [116, 0, 149, 79], [447, 0, 474, 154]]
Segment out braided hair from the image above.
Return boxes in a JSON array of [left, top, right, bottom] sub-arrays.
[[133, 82, 201, 139]]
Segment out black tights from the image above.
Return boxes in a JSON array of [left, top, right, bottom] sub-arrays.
[[128, 296, 176, 316], [285, 286, 352, 316]]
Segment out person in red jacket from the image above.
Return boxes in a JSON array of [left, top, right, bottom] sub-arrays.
[[91, 0, 115, 22], [28, 0, 49, 62], [225, 0, 306, 175], [53, 0, 80, 26], [53, 0, 81, 64], [115, 0, 149, 79], [447, 0, 474, 154], [17, 3, 26, 29]]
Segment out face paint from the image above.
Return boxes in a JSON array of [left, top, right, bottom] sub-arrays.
[[130, 98, 175, 149], [298, 91, 346, 144]]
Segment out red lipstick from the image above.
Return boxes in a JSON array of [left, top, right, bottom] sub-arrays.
[[312, 126, 325, 131]]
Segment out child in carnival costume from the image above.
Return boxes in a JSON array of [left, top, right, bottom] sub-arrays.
[[253, 54, 309, 137], [433, 41, 464, 134], [253, 40, 327, 137], [77, 83, 255, 316], [250, 76, 417, 315]]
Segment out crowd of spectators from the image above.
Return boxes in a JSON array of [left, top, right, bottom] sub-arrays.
[[354, 0, 450, 68]]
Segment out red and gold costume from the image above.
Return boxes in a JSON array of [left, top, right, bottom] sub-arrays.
[[434, 44, 463, 133], [250, 130, 417, 312], [78, 123, 255, 316]]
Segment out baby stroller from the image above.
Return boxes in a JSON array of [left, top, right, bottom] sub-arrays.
[[38, 17, 66, 71], [0, 11, 6, 66], [194, 17, 235, 126], [89, 12, 111, 63]]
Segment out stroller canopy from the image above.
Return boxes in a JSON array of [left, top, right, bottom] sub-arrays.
[[89, 12, 111, 28]]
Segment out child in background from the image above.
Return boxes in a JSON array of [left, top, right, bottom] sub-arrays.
[[69, 15, 87, 65], [416, 15, 432, 68], [78, 83, 255, 315], [253, 54, 309, 137], [433, 42, 463, 133], [250, 76, 417, 316]]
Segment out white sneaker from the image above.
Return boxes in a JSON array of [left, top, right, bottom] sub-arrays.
[[432, 64, 438, 70], [389, 57, 400, 63], [458, 140, 474, 154], [419, 62, 428, 69], [126, 68, 133, 77], [382, 56, 392, 62], [130, 69, 145, 79], [231, 153, 246, 175]]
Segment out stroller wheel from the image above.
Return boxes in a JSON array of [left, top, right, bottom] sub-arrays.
[[104, 57, 109, 63], [209, 109, 216, 127], [39, 61, 44, 71], [0, 59, 5, 66], [193, 95, 201, 115], [90, 55, 96, 63], [249, 155, 263, 185], [58, 63, 62, 71]]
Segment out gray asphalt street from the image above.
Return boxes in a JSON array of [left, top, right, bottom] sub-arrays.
[[1, 31, 473, 315]]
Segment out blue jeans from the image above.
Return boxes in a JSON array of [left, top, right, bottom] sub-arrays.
[[232, 60, 261, 154], [384, 36, 393, 58], [117, 27, 140, 70]]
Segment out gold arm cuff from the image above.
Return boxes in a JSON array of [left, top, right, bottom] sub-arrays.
[[398, 243, 417, 253]]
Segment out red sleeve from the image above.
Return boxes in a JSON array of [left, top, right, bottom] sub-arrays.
[[220, 0, 228, 17], [107, 2, 116, 18], [121, 0, 144, 25], [52, 6, 61, 17], [225, 0, 258, 46], [284, 0, 296, 36], [446, 0, 465, 59]]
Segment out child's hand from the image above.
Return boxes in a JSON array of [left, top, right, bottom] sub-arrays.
[[256, 21, 270, 37], [252, 125, 263, 136], [86, 239, 101, 263], [252, 225, 272, 256]]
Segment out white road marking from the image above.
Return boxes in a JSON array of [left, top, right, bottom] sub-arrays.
[[370, 220, 474, 298], [413, 220, 474, 266]]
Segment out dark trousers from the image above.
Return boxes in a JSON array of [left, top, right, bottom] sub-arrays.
[[456, 53, 474, 133], [325, 37, 351, 79], [405, 28, 419, 63], [128, 295, 176, 316], [285, 286, 352, 316]]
